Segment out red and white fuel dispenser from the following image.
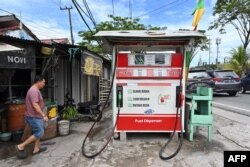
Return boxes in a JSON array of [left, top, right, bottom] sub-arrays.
[[95, 30, 204, 137]]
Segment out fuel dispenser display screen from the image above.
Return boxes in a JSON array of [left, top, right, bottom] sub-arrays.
[[129, 53, 171, 66]]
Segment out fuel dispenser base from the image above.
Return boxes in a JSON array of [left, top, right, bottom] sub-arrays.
[[186, 87, 213, 142]]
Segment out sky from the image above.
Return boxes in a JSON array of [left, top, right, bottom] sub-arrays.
[[0, 0, 246, 67]]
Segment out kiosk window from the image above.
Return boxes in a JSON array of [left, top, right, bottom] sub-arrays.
[[155, 54, 165, 64], [135, 54, 144, 65]]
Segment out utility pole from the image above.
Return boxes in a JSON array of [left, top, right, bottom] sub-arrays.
[[129, 0, 132, 19], [60, 6, 74, 45], [208, 38, 211, 65], [216, 38, 221, 65], [112, 0, 115, 16], [61, 6, 74, 98]]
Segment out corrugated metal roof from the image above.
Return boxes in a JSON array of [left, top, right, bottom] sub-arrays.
[[0, 35, 110, 63], [95, 30, 205, 49], [0, 15, 40, 42], [95, 30, 204, 38], [0, 34, 43, 45]]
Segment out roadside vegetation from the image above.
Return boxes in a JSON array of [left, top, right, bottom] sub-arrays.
[[209, 0, 250, 76]]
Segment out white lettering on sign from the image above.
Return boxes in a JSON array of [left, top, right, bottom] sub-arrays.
[[144, 119, 162, 123], [134, 119, 162, 123], [7, 56, 26, 64], [135, 119, 143, 123], [228, 155, 247, 162]]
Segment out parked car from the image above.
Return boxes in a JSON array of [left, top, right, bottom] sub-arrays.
[[240, 73, 250, 93], [186, 70, 215, 93], [207, 70, 241, 96]]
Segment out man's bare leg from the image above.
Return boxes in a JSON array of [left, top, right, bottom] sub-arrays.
[[33, 139, 41, 154], [17, 135, 37, 150]]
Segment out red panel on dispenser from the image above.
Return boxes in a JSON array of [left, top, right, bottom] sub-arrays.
[[117, 53, 128, 67], [171, 53, 183, 67]]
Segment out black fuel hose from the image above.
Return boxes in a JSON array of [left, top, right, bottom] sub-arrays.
[[159, 53, 185, 160], [159, 108, 183, 160], [81, 53, 118, 158]]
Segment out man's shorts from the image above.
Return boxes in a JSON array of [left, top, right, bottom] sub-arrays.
[[25, 116, 44, 139]]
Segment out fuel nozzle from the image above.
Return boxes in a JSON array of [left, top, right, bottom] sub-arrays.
[[117, 86, 123, 108], [118, 91, 122, 108]]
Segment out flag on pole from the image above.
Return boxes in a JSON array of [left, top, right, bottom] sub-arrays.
[[192, 0, 205, 30]]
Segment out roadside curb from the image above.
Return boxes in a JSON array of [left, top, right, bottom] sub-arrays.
[[213, 102, 250, 117]]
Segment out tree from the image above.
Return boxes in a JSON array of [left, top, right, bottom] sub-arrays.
[[190, 33, 208, 62], [185, 29, 208, 69], [229, 46, 250, 76], [230, 46, 245, 76], [78, 15, 162, 54], [209, 0, 250, 76]]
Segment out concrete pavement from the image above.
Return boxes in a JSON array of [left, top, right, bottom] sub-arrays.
[[0, 106, 250, 167], [213, 101, 250, 117]]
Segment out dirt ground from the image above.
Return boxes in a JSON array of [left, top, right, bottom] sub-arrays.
[[0, 107, 250, 167]]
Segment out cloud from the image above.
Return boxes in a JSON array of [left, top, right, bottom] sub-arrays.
[[26, 21, 71, 40], [0, 0, 248, 62]]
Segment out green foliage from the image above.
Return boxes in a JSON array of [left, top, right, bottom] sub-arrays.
[[209, 0, 250, 34], [190, 35, 208, 63], [78, 15, 162, 54], [229, 46, 250, 76], [62, 106, 78, 120], [209, 0, 250, 75]]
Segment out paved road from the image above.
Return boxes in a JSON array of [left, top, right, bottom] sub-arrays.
[[213, 92, 250, 116]]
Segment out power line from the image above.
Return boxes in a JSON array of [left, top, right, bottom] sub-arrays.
[[27, 25, 69, 36], [148, 0, 189, 18], [82, 0, 97, 29], [136, 0, 181, 18], [24, 21, 66, 36], [0, 8, 68, 37], [70, 0, 97, 30], [0, 8, 13, 15], [72, 0, 93, 34], [72, 0, 104, 53], [73, 0, 91, 20]]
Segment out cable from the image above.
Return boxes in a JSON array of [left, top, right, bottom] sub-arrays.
[[81, 51, 118, 158], [149, 0, 189, 18], [136, 0, 180, 18], [25, 24, 67, 38], [159, 53, 185, 160], [0, 8, 68, 37], [72, 0, 104, 52], [0, 8, 13, 15], [72, 0, 94, 34], [82, 0, 97, 28], [73, 0, 92, 20]]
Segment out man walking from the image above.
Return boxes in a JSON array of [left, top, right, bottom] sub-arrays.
[[17, 76, 48, 159]]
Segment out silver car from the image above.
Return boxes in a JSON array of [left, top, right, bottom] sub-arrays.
[[207, 70, 241, 96]]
